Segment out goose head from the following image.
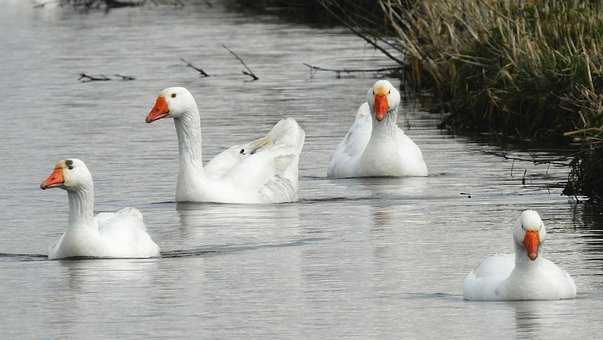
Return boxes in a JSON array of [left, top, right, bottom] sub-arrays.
[[513, 210, 547, 261], [40, 159, 92, 192], [366, 80, 400, 122], [146, 87, 198, 123]]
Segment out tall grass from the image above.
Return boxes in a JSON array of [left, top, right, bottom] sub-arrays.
[[379, 0, 603, 143]]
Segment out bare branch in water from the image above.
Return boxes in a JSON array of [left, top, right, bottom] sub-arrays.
[[482, 150, 572, 166], [78, 73, 135, 82], [34, 0, 184, 9], [222, 44, 259, 81], [302, 63, 402, 78], [113, 74, 136, 81], [79, 73, 111, 82], [179, 58, 210, 77], [522, 169, 527, 185]]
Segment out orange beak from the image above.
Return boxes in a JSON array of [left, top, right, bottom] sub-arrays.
[[40, 167, 64, 190], [374, 94, 389, 121], [523, 230, 540, 261], [146, 96, 170, 123]]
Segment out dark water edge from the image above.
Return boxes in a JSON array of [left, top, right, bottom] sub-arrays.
[[222, 0, 384, 27], [565, 148, 603, 204]]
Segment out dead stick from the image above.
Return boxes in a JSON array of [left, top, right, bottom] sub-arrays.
[[222, 44, 259, 81], [302, 63, 402, 74], [179, 58, 209, 77], [114, 74, 136, 81], [482, 150, 571, 166], [78, 73, 110, 82], [522, 169, 527, 185]]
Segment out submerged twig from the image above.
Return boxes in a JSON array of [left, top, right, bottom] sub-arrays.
[[179, 58, 209, 77], [222, 44, 259, 81], [522, 169, 527, 185], [78, 73, 111, 82], [302, 62, 402, 78], [78, 73, 135, 82], [35, 0, 183, 10], [113, 74, 136, 81], [482, 150, 572, 166]]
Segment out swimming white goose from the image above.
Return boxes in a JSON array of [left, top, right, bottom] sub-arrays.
[[40, 159, 160, 259], [327, 80, 427, 178], [463, 210, 576, 301], [145, 87, 305, 204]]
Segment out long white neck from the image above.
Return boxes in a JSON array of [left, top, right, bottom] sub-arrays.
[[173, 108, 206, 199], [371, 109, 399, 139], [174, 109, 205, 172], [67, 184, 95, 227]]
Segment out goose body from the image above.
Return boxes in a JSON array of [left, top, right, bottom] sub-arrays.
[[41, 159, 160, 260], [146, 87, 305, 204], [463, 210, 576, 301], [327, 80, 427, 178]]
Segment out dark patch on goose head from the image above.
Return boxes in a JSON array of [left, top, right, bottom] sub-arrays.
[[66, 159, 74, 170]]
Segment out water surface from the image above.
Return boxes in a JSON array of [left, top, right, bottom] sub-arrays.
[[1, 1, 602, 338]]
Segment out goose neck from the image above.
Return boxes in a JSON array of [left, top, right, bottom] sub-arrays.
[[371, 111, 398, 138], [67, 185, 95, 227], [174, 110, 204, 171]]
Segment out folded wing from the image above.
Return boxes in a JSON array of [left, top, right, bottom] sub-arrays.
[[205, 118, 305, 203], [327, 103, 372, 178]]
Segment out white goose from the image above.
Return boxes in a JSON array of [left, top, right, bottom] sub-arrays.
[[40, 159, 160, 259], [145, 87, 305, 204], [463, 210, 576, 301], [327, 80, 427, 178]]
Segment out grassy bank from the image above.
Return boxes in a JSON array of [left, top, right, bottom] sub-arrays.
[[370, 0, 603, 200]]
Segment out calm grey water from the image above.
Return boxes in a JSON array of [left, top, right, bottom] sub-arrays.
[[1, 1, 603, 339]]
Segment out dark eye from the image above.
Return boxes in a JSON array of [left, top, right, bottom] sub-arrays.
[[171, 93, 176, 98], [66, 160, 74, 170], [388, 90, 391, 95]]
